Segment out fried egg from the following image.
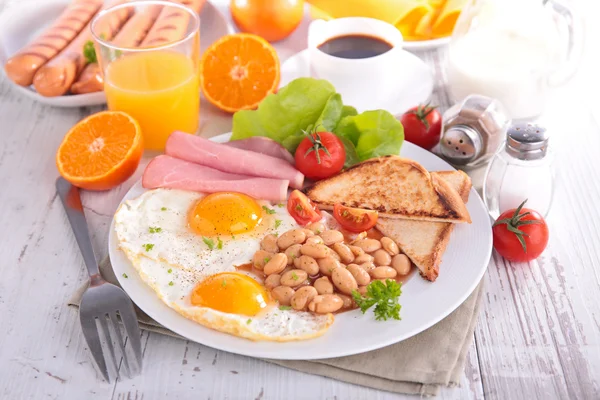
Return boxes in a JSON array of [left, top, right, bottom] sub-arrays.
[[114, 189, 333, 341]]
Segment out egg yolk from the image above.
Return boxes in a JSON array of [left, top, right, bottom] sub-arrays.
[[188, 192, 262, 236], [191, 272, 269, 316]]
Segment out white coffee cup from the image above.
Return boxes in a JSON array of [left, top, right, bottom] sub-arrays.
[[308, 17, 404, 110]]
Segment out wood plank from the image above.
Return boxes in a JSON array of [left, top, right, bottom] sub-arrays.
[[0, 74, 115, 398]]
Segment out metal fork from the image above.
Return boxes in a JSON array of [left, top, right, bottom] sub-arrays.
[[56, 178, 142, 382]]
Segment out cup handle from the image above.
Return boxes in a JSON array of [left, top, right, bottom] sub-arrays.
[[547, 0, 584, 87]]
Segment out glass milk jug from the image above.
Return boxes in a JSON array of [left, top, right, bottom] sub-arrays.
[[447, 0, 582, 121]]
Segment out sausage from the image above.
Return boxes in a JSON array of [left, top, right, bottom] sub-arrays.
[[140, 0, 206, 47], [4, 0, 103, 87], [112, 4, 164, 47], [33, 0, 132, 97], [70, 4, 163, 94], [69, 63, 103, 94]]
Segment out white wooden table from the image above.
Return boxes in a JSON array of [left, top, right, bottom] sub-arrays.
[[1, 1, 600, 399]]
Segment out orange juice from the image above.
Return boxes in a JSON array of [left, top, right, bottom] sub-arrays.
[[104, 50, 199, 151]]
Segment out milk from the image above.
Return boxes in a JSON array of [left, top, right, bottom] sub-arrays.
[[447, 1, 560, 120]]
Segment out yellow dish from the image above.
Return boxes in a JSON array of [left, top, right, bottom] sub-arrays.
[[308, 0, 468, 42]]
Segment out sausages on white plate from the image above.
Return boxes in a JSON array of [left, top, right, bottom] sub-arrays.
[[33, 0, 132, 97], [71, 4, 164, 94], [4, 0, 103, 87], [165, 132, 304, 189]]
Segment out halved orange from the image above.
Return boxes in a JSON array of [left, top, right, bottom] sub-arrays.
[[56, 111, 143, 191], [200, 33, 280, 113]]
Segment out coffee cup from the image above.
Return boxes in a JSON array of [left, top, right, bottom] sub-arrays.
[[308, 17, 404, 110]]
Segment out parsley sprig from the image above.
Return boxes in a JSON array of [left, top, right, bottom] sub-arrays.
[[83, 40, 97, 63], [351, 280, 402, 321], [262, 206, 276, 215], [143, 243, 154, 252], [203, 237, 215, 250]]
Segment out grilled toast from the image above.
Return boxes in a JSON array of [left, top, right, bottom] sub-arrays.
[[305, 156, 471, 223], [376, 170, 472, 282]]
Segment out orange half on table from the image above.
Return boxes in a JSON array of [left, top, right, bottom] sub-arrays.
[[56, 111, 143, 191], [200, 33, 280, 113], [307, 0, 468, 41]]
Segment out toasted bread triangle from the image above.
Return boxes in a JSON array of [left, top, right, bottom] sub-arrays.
[[376, 170, 472, 282], [305, 156, 471, 223]]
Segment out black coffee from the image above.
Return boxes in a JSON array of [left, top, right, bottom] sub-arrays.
[[317, 34, 393, 59]]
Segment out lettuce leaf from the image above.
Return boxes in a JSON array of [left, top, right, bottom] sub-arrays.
[[339, 105, 358, 121], [314, 93, 343, 132], [231, 78, 336, 145], [230, 78, 404, 164], [338, 136, 360, 168], [335, 110, 404, 161]]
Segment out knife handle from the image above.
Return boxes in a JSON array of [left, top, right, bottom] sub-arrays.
[[56, 178, 101, 281]]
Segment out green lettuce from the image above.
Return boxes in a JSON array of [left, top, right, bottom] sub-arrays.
[[314, 93, 343, 132], [231, 77, 404, 164], [335, 110, 404, 161], [231, 78, 335, 150]]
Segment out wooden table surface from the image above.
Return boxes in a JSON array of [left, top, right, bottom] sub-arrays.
[[1, 1, 599, 399]]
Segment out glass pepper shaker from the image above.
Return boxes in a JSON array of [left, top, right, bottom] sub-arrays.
[[439, 95, 510, 168], [483, 121, 554, 219]]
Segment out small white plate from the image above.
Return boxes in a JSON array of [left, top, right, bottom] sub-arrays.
[[403, 37, 451, 51], [0, 0, 233, 108], [280, 48, 433, 115], [108, 133, 492, 360]]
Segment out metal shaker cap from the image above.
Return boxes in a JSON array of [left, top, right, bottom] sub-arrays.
[[439, 125, 483, 165], [506, 122, 549, 160]]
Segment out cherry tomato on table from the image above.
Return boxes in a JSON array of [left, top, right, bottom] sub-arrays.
[[492, 200, 549, 263], [295, 131, 345, 180], [333, 204, 378, 233], [287, 190, 322, 226], [399, 103, 442, 151]]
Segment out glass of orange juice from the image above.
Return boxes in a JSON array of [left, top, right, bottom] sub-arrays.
[[91, 1, 200, 151]]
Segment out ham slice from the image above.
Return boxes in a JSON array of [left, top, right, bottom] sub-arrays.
[[165, 131, 304, 189], [142, 155, 289, 202], [224, 137, 295, 164]]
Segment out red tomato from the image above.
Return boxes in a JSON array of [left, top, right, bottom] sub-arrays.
[[400, 103, 442, 150], [295, 131, 345, 180], [287, 190, 322, 226], [333, 204, 378, 233], [492, 201, 549, 262]]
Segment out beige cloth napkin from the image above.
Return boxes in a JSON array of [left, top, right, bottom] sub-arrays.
[[69, 257, 483, 396]]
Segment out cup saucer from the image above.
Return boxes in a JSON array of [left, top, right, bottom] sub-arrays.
[[280, 48, 434, 116]]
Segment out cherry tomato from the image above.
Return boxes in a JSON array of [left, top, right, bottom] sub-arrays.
[[295, 131, 345, 180], [492, 200, 549, 262], [287, 190, 322, 226], [333, 204, 378, 233], [399, 103, 442, 151]]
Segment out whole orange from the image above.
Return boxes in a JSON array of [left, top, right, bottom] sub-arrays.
[[230, 0, 304, 42]]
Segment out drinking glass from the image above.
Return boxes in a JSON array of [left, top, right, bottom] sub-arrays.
[[92, 1, 200, 151]]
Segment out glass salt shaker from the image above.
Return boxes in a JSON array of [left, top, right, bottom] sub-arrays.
[[439, 95, 510, 168], [483, 122, 554, 219]]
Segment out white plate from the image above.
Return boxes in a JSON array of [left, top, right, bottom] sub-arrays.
[[108, 133, 492, 360], [0, 0, 233, 108], [280, 48, 433, 116], [403, 37, 451, 51]]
